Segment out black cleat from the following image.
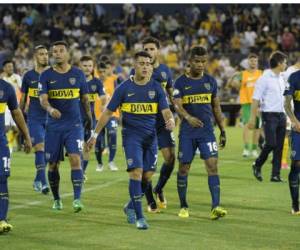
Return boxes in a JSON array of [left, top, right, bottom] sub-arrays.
[[270, 176, 284, 182], [252, 163, 263, 182]]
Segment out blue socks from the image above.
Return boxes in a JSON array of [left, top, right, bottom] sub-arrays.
[[127, 180, 148, 210], [289, 162, 300, 211], [208, 175, 220, 209], [129, 179, 143, 219], [144, 181, 156, 207], [48, 169, 60, 200], [177, 172, 188, 208], [71, 169, 83, 200], [0, 176, 8, 221], [108, 130, 117, 162], [35, 151, 47, 187], [82, 160, 88, 173], [154, 162, 174, 193]]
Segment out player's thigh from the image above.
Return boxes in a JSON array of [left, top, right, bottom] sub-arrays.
[[290, 131, 300, 161], [143, 140, 158, 173], [123, 138, 143, 171], [178, 137, 197, 164], [197, 138, 218, 160], [28, 120, 46, 148], [45, 130, 64, 164], [64, 128, 84, 155], [0, 143, 11, 177], [157, 127, 175, 150]]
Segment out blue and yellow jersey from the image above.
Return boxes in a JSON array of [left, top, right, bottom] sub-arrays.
[[39, 66, 88, 131], [284, 70, 300, 121], [107, 78, 169, 137], [173, 73, 218, 139], [80, 77, 105, 121], [21, 69, 47, 122], [0, 79, 18, 139]]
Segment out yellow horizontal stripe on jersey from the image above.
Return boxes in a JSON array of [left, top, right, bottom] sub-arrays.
[[121, 103, 158, 114], [88, 93, 98, 102], [294, 90, 300, 101], [28, 87, 39, 98], [0, 102, 7, 114], [48, 88, 80, 99], [182, 93, 212, 104]]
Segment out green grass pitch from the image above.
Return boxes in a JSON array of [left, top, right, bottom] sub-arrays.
[[1, 127, 300, 250]]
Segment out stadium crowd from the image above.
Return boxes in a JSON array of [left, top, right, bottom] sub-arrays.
[[1, 3, 300, 101]]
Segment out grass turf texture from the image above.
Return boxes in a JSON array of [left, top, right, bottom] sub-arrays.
[[1, 127, 300, 250]]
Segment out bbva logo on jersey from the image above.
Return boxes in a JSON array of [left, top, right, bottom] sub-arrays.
[[69, 77, 76, 85], [148, 91, 156, 99]]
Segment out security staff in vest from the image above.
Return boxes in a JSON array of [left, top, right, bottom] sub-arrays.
[[248, 51, 287, 182]]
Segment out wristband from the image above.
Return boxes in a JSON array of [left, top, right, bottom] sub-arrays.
[[91, 131, 99, 139]]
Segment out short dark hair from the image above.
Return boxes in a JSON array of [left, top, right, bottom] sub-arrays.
[[99, 55, 111, 65], [142, 36, 160, 49], [80, 55, 94, 62], [269, 51, 287, 68], [134, 51, 152, 60], [2, 59, 13, 67], [34, 45, 47, 53], [51, 40, 69, 49], [248, 53, 258, 59], [98, 62, 107, 69], [190, 46, 207, 58]]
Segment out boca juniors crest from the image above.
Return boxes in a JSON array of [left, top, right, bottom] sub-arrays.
[[91, 85, 97, 92], [69, 77, 76, 85], [148, 90, 156, 99], [204, 83, 211, 91]]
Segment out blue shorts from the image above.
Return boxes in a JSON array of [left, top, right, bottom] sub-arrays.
[[95, 130, 106, 152], [106, 117, 118, 134], [178, 136, 218, 163], [291, 130, 300, 161], [0, 140, 10, 177], [28, 119, 46, 146], [45, 128, 83, 163], [123, 134, 158, 172], [157, 127, 175, 149]]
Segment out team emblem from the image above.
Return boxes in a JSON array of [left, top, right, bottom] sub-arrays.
[[127, 158, 133, 166], [148, 91, 156, 99], [69, 77, 76, 85], [0, 90, 3, 98], [161, 71, 167, 80], [204, 83, 211, 91], [91, 85, 97, 91]]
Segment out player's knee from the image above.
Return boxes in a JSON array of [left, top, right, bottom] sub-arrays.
[[142, 171, 154, 182], [178, 164, 190, 175], [128, 168, 143, 180], [34, 143, 44, 152], [48, 163, 59, 171]]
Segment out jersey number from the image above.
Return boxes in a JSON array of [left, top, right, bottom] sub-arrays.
[[76, 140, 84, 151], [207, 142, 218, 153], [2, 157, 11, 173]]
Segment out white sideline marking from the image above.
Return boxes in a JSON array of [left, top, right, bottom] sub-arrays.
[[10, 177, 125, 210]]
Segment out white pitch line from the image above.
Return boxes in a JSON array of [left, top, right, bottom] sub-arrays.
[[10, 177, 125, 210]]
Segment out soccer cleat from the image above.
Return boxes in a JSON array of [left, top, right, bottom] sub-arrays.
[[270, 176, 284, 182], [96, 164, 104, 172], [291, 208, 300, 215], [252, 150, 259, 158], [52, 199, 63, 210], [73, 199, 84, 213], [252, 163, 263, 182], [0, 220, 13, 233], [136, 218, 149, 230], [178, 208, 189, 218], [123, 203, 136, 224], [210, 206, 227, 220], [41, 186, 50, 195], [147, 205, 160, 213], [108, 162, 118, 171], [33, 181, 42, 192], [83, 174, 88, 183], [242, 149, 250, 158], [155, 191, 167, 209]]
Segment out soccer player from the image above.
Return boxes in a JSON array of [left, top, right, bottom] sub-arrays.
[[39, 41, 92, 212], [0, 78, 32, 233], [227, 53, 262, 158], [87, 51, 175, 229], [95, 58, 119, 172], [284, 67, 300, 215], [79, 56, 106, 179], [20, 45, 49, 194], [173, 46, 227, 219]]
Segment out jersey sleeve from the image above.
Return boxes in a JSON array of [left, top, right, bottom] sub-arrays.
[[106, 84, 124, 112], [173, 78, 183, 99], [156, 84, 169, 111], [97, 79, 106, 96], [21, 73, 29, 94], [79, 71, 88, 95], [7, 84, 18, 111], [252, 76, 265, 101], [211, 77, 218, 98], [38, 71, 48, 95], [166, 67, 173, 89], [284, 72, 297, 96]]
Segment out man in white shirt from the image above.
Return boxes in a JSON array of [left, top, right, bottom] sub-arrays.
[[248, 51, 287, 182]]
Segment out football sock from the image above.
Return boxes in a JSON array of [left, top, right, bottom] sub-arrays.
[[208, 175, 220, 209], [155, 162, 174, 193], [127, 181, 149, 209], [244, 143, 250, 150], [252, 144, 257, 150], [0, 176, 8, 220], [71, 169, 83, 200], [289, 162, 300, 210], [48, 169, 60, 200], [35, 151, 47, 186], [144, 181, 156, 207], [177, 172, 188, 208], [82, 160, 89, 173], [108, 131, 117, 162], [129, 179, 143, 219], [95, 149, 103, 165]]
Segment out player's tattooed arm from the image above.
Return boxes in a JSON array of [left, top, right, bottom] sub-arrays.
[[81, 93, 93, 130], [285, 95, 300, 132], [212, 96, 226, 148], [39, 94, 61, 119], [173, 98, 203, 127]]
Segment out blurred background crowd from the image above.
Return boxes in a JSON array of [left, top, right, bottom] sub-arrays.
[[0, 3, 300, 101]]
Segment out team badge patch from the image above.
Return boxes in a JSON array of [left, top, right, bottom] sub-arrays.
[[0, 90, 3, 98], [91, 85, 97, 91], [69, 77, 76, 85], [204, 83, 211, 91], [148, 91, 156, 99], [127, 158, 133, 166], [161, 71, 167, 80]]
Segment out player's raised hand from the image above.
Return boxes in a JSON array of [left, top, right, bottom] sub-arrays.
[[219, 130, 226, 149], [24, 137, 32, 154], [185, 115, 203, 128], [165, 118, 175, 131]]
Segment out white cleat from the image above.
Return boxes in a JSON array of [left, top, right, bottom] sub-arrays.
[[252, 150, 259, 158], [108, 162, 118, 171], [96, 164, 104, 172], [242, 149, 250, 158]]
